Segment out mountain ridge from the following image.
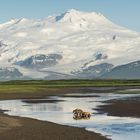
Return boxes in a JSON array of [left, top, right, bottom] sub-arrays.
[[0, 9, 139, 80]]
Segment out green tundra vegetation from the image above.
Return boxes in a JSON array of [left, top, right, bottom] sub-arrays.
[[0, 79, 140, 94]]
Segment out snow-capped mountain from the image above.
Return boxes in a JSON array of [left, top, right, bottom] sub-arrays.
[[0, 9, 140, 80]]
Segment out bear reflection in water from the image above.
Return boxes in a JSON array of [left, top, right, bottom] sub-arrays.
[[73, 109, 91, 120]]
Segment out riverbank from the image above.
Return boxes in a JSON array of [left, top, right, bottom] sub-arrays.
[[96, 96, 140, 118], [0, 113, 109, 140]]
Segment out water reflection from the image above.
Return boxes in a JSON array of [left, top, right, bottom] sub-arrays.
[[73, 115, 91, 120], [23, 104, 63, 112]]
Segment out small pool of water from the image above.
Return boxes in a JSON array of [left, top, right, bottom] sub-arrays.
[[0, 92, 140, 140]]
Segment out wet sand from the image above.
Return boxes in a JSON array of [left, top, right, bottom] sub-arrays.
[[0, 113, 109, 140], [96, 96, 140, 118]]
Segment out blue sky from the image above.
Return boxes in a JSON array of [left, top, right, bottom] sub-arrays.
[[0, 0, 140, 31]]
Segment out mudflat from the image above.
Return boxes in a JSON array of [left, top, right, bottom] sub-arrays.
[[0, 113, 108, 140], [96, 96, 140, 118]]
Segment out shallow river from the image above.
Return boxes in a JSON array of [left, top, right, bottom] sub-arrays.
[[0, 92, 140, 140]]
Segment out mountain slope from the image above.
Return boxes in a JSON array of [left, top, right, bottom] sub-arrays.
[[0, 9, 140, 80], [102, 61, 140, 79], [0, 67, 23, 80]]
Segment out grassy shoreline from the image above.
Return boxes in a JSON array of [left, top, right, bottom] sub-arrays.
[[1, 79, 140, 85], [0, 79, 140, 94]]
